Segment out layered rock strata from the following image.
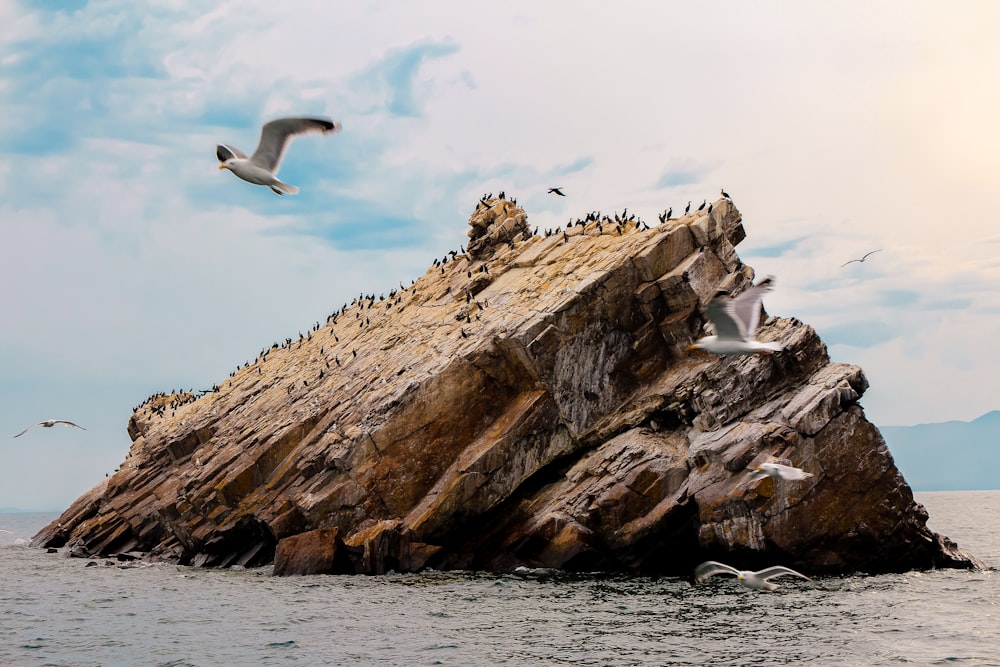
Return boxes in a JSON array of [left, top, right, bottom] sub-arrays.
[[34, 198, 983, 575]]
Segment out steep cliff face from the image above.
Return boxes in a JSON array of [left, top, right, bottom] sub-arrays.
[[34, 198, 982, 575]]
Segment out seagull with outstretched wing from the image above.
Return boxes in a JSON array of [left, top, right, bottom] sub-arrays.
[[13, 420, 87, 438], [694, 561, 812, 591], [747, 461, 814, 482], [690, 276, 783, 355], [217, 117, 342, 195], [841, 249, 882, 267]]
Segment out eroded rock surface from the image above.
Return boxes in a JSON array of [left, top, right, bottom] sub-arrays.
[[34, 198, 983, 575]]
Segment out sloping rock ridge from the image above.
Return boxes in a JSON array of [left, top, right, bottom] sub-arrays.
[[34, 197, 983, 575]]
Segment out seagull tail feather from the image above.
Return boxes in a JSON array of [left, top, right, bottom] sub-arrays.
[[271, 181, 299, 195]]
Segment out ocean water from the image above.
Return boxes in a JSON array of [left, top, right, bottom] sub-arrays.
[[1, 491, 997, 666]]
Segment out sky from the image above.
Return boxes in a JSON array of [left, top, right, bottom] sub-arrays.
[[2, 1, 999, 510]]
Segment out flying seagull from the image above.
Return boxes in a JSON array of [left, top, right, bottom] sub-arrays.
[[694, 561, 812, 591], [13, 420, 87, 438], [747, 462, 814, 482], [547, 187, 566, 196], [840, 249, 882, 267], [217, 116, 342, 195], [690, 276, 783, 355]]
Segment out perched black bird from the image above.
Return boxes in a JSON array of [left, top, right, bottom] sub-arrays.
[[685, 201, 691, 214], [721, 188, 731, 199], [697, 199, 706, 211], [548, 187, 566, 196], [666, 207, 672, 219]]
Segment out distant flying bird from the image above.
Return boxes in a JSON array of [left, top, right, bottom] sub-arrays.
[[547, 187, 566, 196], [694, 561, 812, 591], [13, 420, 87, 438], [690, 276, 783, 355], [217, 117, 342, 195], [840, 249, 882, 268], [747, 462, 814, 482]]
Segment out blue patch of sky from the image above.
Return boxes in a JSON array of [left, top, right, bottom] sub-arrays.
[[876, 289, 920, 308], [655, 166, 706, 189], [820, 320, 898, 348], [741, 236, 809, 259], [355, 41, 460, 118], [1, 9, 172, 154], [5, 14, 166, 82], [267, 206, 426, 252], [22, 0, 90, 12], [554, 156, 594, 176], [198, 103, 269, 135]]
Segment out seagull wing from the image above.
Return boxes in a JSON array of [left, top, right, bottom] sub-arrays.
[[756, 566, 812, 583], [705, 295, 749, 341], [216, 144, 247, 162], [768, 463, 812, 480], [694, 561, 741, 583], [250, 117, 341, 173], [12, 424, 37, 438], [731, 276, 774, 335], [862, 249, 883, 261], [53, 420, 86, 430]]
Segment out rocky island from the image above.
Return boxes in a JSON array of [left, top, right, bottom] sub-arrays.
[[33, 197, 983, 575]]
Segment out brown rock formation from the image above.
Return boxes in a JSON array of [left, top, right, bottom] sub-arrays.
[[33, 197, 983, 576]]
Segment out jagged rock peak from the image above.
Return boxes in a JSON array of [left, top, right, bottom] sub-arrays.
[[33, 198, 984, 576], [467, 196, 530, 259]]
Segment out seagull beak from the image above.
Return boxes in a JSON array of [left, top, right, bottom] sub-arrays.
[[688, 344, 699, 351], [218, 164, 228, 170]]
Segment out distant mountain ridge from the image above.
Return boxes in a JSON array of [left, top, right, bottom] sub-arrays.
[[880, 411, 1000, 491]]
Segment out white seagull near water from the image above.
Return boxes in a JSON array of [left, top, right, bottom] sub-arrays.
[[694, 561, 813, 591], [13, 420, 87, 438], [689, 276, 783, 355], [217, 116, 342, 195], [747, 462, 814, 483]]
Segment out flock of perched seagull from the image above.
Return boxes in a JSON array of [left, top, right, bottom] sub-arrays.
[[12, 116, 883, 590]]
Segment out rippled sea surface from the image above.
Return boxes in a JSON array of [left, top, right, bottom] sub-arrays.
[[1, 491, 997, 666]]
